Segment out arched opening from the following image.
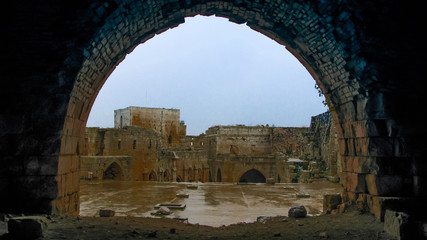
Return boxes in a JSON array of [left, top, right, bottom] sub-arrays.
[[27, 1, 420, 223], [148, 170, 157, 181], [176, 175, 182, 182], [164, 170, 171, 182], [239, 169, 266, 183], [102, 162, 124, 181], [187, 168, 194, 182], [216, 169, 222, 182]]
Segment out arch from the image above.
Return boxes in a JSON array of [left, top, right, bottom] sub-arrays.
[[187, 167, 194, 182], [239, 169, 266, 183], [148, 170, 157, 181], [176, 175, 183, 182], [102, 162, 124, 181], [216, 168, 222, 182], [198, 168, 203, 182], [1, 1, 420, 216], [164, 169, 171, 182]]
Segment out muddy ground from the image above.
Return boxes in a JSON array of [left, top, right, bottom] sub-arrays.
[[0, 208, 395, 240]]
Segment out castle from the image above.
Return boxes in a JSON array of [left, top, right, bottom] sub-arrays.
[[80, 106, 339, 183]]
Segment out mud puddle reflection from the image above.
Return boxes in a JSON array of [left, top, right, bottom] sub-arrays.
[[80, 181, 342, 227]]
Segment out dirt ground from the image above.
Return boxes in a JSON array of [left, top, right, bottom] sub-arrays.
[[1, 208, 395, 240]]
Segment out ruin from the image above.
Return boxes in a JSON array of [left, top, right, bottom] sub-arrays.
[[1, 1, 426, 233], [82, 106, 335, 184]]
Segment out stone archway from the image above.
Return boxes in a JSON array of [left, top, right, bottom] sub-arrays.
[[148, 171, 157, 181], [102, 162, 124, 181], [216, 168, 222, 182], [56, 2, 427, 216], [2, 1, 426, 218], [239, 169, 266, 183]]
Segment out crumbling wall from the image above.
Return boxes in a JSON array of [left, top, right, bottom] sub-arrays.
[[302, 111, 340, 180]]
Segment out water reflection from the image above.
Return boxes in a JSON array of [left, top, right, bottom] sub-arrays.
[[80, 181, 342, 227]]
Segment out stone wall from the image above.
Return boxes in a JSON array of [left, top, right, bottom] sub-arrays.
[[79, 156, 132, 181], [296, 111, 341, 182], [114, 107, 186, 147], [271, 127, 309, 156], [84, 126, 161, 181], [205, 125, 273, 156]]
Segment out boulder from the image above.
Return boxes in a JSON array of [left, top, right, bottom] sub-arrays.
[[384, 210, 410, 240], [99, 209, 115, 217], [157, 207, 171, 215], [323, 194, 342, 214], [8, 216, 48, 239], [288, 206, 307, 218]]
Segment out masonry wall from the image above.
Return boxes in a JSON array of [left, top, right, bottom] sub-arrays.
[[206, 126, 273, 156], [302, 112, 340, 179], [271, 127, 309, 156], [84, 126, 161, 181], [79, 156, 132, 181], [114, 107, 186, 148]]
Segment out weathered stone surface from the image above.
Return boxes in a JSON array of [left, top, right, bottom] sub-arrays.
[[99, 209, 115, 217], [156, 207, 171, 215], [384, 210, 409, 240], [323, 194, 342, 214], [8, 216, 48, 239], [288, 206, 307, 218]]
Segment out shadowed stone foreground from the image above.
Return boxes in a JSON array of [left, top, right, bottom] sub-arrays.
[[0, 209, 395, 240]]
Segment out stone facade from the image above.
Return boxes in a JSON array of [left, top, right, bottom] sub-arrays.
[[114, 107, 186, 148], [82, 107, 343, 185], [302, 112, 340, 181]]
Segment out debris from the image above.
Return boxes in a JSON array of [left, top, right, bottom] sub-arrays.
[[154, 203, 186, 209], [99, 209, 115, 217], [8, 216, 48, 239], [187, 185, 198, 189], [176, 193, 189, 198], [296, 193, 311, 198], [288, 206, 307, 218], [155, 206, 171, 215]]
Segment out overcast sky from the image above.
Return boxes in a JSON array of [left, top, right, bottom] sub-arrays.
[[86, 15, 327, 135]]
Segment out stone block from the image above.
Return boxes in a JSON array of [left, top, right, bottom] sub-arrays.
[[366, 174, 413, 196], [99, 209, 115, 217], [343, 172, 366, 193], [8, 216, 48, 239], [384, 210, 409, 240], [323, 194, 342, 214]]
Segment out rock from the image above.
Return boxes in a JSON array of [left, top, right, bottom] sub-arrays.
[[8, 216, 48, 239], [99, 209, 115, 217], [323, 194, 342, 214], [319, 231, 329, 238], [384, 210, 410, 240], [288, 206, 307, 218], [296, 193, 311, 198], [338, 203, 346, 213], [157, 206, 171, 215]]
